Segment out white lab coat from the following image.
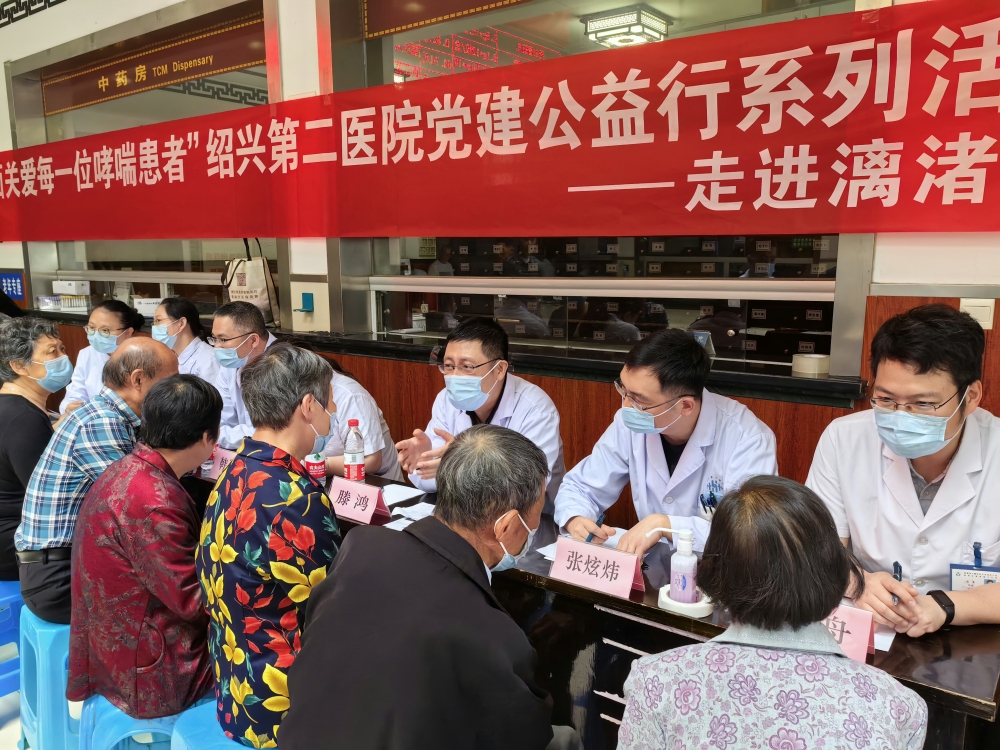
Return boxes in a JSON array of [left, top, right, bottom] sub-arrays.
[[408, 374, 566, 510], [554, 389, 777, 548], [322, 371, 403, 481], [215, 333, 277, 449], [177, 337, 220, 384], [59, 346, 108, 413], [806, 407, 1000, 594]]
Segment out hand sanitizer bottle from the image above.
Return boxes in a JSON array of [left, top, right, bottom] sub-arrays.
[[669, 529, 699, 604]]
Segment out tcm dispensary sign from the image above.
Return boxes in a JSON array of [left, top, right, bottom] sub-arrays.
[[2, 0, 1000, 240]]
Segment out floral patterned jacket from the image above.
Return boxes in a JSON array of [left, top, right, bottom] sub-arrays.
[[67, 444, 213, 718], [195, 438, 341, 748], [619, 621, 927, 750]]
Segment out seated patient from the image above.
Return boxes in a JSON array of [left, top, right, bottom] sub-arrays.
[[68, 374, 220, 718], [618, 476, 928, 750], [282, 424, 580, 750]]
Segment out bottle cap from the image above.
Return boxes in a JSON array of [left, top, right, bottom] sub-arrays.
[[348, 419, 359, 426]]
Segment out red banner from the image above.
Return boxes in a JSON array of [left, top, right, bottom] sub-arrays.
[[3, 0, 1000, 240]]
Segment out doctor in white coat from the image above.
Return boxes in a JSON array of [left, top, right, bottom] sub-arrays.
[[555, 328, 777, 555], [211, 301, 276, 449], [60, 300, 144, 413], [807, 304, 1000, 638], [396, 317, 565, 510], [151, 297, 220, 384]]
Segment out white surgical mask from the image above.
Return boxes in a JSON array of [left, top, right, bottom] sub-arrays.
[[491, 511, 536, 572]]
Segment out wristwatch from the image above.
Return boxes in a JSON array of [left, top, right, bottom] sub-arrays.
[[927, 590, 956, 627]]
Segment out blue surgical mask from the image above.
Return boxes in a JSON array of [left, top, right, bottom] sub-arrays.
[[874, 392, 967, 459], [27, 355, 73, 393], [151, 322, 178, 349], [214, 334, 253, 370], [309, 407, 336, 455], [491, 511, 536, 572], [88, 329, 121, 355], [444, 361, 501, 412], [621, 399, 684, 435]]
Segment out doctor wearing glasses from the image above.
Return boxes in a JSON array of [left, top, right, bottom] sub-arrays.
[[395, 317, 565, 510], [554, 328, 777, 555], [808, 304, 1000, 638]]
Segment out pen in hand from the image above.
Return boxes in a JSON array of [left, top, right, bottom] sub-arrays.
[[585, 512, 606, 544], [892, 561, 902, 606]]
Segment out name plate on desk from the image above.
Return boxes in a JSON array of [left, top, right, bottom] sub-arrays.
[[204, 448, 238, 482], [547, 537, 643, 599], [822, 604, 874, 663], [328, 476, 390, 524]]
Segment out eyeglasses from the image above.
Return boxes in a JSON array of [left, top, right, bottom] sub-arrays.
[[207, 333, 252, 347], [438, 358, 501, 376], [152, 316, 176, 327], [869, 389, 963, 416], [85, 324, 126, 336], [614, 378, 695, 414]]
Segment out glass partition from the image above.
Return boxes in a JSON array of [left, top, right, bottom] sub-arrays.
[[377, 290, 834, 375], [375, 234, 838, 280]]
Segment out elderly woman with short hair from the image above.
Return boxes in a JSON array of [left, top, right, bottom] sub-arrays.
[[618, 475, 928, 750], [0, 318, 70, 578], [196, 342, 341, 748]]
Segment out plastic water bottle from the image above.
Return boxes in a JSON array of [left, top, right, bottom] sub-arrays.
[[304, 453, 326, 481], [344, 419, 365, 482]]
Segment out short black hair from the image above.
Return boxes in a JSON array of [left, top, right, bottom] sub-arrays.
[[161, 296, 208, 341], [623, 328, 710, 399], [139, 374, 223, 449], [445, 317, 509, 362], [215, 301, 267, 338], [698, 475, 865, 631], [95, 299, 145, 333], [871, 304, 984, 392]]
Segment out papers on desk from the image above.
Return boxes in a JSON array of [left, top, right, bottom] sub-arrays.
[[381, 484, 425, 507], [537, 528, 628, 561], [384, 517, 414, 532], [395, 502, 436, 521], [874, 624, 896, 652]]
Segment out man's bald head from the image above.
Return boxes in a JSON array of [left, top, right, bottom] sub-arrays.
[[103, 338, 179, 413]]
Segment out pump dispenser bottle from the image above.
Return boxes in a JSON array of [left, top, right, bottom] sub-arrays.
[[669, 529, 699, 604]]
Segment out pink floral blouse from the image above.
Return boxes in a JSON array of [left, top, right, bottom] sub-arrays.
[[618, 621, 927, 750]]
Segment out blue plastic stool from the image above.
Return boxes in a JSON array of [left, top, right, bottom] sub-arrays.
[[19, 607, 79, 750], [80, 695, 178, 750], [171, 702, 251, 750], [0, 580, 23, 697]]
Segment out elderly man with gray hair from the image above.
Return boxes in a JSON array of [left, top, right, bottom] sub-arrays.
[[282, 423, 581, 750], [15, 336, 178, 623]]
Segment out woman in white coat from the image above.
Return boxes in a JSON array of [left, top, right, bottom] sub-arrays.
[[60, 300, 144, 413], [151, 297, 219, 384]]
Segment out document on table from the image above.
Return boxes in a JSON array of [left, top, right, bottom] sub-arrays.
[[537, 528, 628, 561], [395, 502, 436, 521], [874, 624, 896, 652], [385, 517, 414, 531], [381, 484, 425, 507]]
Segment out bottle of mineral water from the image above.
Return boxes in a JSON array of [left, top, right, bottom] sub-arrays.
[[344, 419, 365, 482]]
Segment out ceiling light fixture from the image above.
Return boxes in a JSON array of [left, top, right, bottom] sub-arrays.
[[581, 4, 672, 48]]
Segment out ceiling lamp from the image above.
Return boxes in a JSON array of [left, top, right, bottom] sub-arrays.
[[582, 4, 672, 48]]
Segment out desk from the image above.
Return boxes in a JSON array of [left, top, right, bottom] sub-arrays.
[[189, 474, 1000, 750]]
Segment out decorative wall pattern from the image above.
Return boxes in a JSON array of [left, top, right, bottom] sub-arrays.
[[163, 77, 267, 106], [0, 0, 66, 30]]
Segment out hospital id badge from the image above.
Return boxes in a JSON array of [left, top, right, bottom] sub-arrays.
[[950, 564, 1000, 590]]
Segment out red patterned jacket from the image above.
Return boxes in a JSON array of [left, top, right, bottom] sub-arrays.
[[67, 443, 213, 718]]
